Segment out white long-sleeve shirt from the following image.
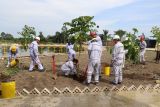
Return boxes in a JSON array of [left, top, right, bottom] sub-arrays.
[[66, 43, 75, 54], [66, 43, 74, 51], [88, 35, 102, 46], [140, 41, 147, 52], [112, 41, 124, 65], [66, 43, 76, 60], [88, 38, 102, 61], [29, 41, 39, 57], [61, 60, 76, 74], [96, 35, 102, 46]]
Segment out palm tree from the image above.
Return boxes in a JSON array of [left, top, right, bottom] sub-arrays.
[[132, 28, 138, 35], [55, 31, 61, 43], [103, 30, 111, 44], [114, 29, 126, 39]]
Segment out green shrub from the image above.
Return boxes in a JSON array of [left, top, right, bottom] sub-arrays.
[[123, 33, 140, 63]]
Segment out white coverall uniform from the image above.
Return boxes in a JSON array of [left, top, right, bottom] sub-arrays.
[[7, 47, 18, 67], [88, 36, 102, 46], [139, 41, 147, 63], [29, 41, 44, 71], [96, 36, 102, 74], [66, 43, 76, 60], [88, 36, 102, 74], [112, 41, 124, 84], [96, 35, 102, 46], [61, 60, 76, 76], [87, 39, 102, 83]]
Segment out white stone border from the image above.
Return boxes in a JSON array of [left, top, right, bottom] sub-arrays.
[[16, 84, 160, 97]]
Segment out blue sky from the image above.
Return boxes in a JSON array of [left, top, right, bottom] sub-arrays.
[[0, 0, 160, 37]]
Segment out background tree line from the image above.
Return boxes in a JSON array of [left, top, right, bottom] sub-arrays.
[[0, 15, 160, 63], [0, 16, 160, 46]]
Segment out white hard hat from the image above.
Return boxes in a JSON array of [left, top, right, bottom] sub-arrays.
[[113, 35, 120, 40], [35, 36, 40, 41]]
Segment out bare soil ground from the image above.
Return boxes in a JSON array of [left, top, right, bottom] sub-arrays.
[[0, 49, 160, 91]]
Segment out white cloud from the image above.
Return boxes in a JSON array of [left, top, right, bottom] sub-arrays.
[[0, 0, 135, 36], [95, 19, 120, 34]]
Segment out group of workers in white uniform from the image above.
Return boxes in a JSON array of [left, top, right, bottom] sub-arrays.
[[6, 32, 147, 85]]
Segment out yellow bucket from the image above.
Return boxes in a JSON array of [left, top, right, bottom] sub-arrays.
[[104, 67, 110, 76], [10, 59, 19, 67], [1, 81, 16, 99]]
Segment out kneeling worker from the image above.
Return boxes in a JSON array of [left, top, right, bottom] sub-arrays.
[[61, 58, 78, 76]]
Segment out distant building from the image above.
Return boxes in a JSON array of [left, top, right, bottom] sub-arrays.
[[145, 39, 156, 48]]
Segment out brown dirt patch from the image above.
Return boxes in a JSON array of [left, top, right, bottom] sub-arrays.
[[0, 50, 159, 91]]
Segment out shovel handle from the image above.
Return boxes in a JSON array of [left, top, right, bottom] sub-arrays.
[[52, 55, 56, 74]]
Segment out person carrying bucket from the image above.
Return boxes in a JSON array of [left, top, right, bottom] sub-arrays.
[[6, 44, 19, 68], [85, 32, 102, 86], [111, 35, 124, 85], [29, 36, 45, 72]]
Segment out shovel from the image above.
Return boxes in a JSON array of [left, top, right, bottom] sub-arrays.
[[52, 55, 57, 80]]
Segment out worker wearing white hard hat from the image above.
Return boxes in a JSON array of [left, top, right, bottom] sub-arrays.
[[35, 36, 40, 41], [6, 44, 19, 67], [111, 35, 124, 85], [113, 35, 120, 40], [29, 36, 45, 72]]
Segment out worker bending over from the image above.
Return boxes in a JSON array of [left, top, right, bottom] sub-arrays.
[[6, 44, 19, 67], [61, 58, 78, 76]]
